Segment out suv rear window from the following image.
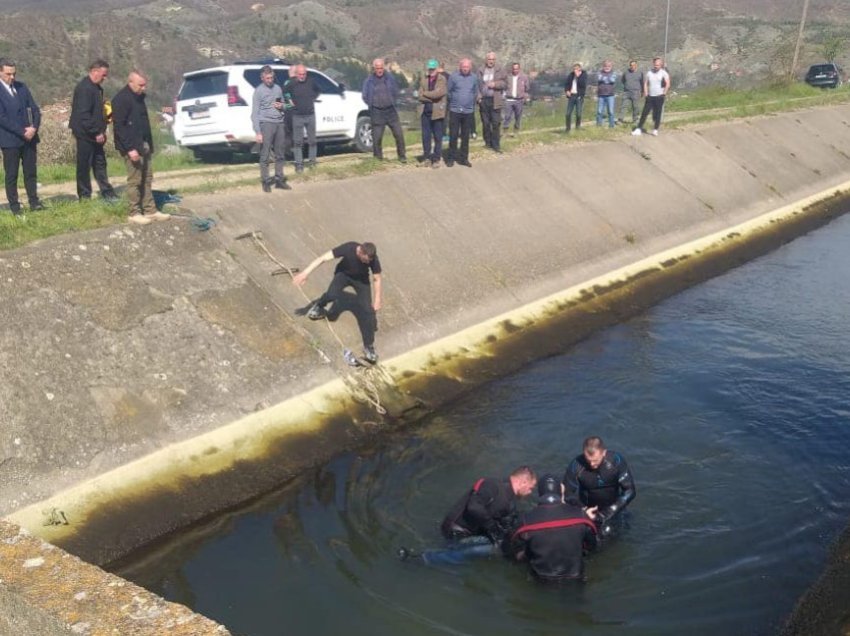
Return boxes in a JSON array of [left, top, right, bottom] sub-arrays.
[[179, 72, 229, 100], [808, 64, 836, 75], [243, 69, 291, 87]]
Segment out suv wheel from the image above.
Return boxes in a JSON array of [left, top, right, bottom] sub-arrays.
[[354, 115, 373, 153]]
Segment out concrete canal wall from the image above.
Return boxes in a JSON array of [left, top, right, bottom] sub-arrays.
[[2, 105, 850, 633]]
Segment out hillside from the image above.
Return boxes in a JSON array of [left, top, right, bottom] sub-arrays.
[[0, 0, 848, 107]]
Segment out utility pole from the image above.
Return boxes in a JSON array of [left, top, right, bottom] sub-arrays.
[[663, 0, 671, 61], [790, 0, 811, 79]]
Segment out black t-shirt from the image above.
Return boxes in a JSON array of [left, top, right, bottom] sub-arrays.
[[332, 242, 381, 284]]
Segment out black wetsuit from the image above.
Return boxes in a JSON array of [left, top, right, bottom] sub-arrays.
[[508, 501, 598, 581], [441, 477, 517, 541], [563, 451, 636, 529]]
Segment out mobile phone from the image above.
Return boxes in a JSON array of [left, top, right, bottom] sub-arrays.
[[275, 97, 282, 102]]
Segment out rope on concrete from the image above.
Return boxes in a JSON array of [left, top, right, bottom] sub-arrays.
[[242, 231, 388, 416]]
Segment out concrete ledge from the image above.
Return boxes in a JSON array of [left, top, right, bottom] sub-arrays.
[[0, 519, 229, 635]]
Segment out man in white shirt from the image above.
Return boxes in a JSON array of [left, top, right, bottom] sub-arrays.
[[632, 57, 671, 137], [502, 62, 531, 135]]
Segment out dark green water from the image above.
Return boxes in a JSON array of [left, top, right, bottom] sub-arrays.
[[118, 212, 850, 636]]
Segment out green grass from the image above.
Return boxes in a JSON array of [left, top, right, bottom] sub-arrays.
[[1, 124, 199, 187], [0, 197, 127, 251]]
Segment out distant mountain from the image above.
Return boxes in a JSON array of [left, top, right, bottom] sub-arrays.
[[1, 0, 848, 107]]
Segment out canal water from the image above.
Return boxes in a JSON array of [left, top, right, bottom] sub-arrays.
[[117, 212, 850, 636]]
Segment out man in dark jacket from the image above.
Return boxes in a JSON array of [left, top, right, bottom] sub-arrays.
[[441, 466, 537, 542], [564, 63, 588, 132], [70, 59, 117, 202], [508, 474, 598, 582], [0, 58, 42, 215], [112, 70, 169, 225], [563, 436, 636, 536], [293, 241, 383, 364], [477, 52, 508, 153], [283, 64, 321, 173], [362, 58, 406, 163]]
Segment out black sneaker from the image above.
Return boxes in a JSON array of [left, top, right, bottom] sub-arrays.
[[398, 157, 408, 164], [262, 180, 272, 193], [458, 160, 472, 168], [307, 304, 326, 320], [102, 194, 121, 204], [445, 159, 454, 167], [364, 346, 378, 364], [274, 178, 292, 190], [29, 201, 45, 211]]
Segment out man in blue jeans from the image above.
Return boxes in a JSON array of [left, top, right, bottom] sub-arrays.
[[596, 60, 617, 128], [564, 63, 587, 132], [417, 58, 447, 168]]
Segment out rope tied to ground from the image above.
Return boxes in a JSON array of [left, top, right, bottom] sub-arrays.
[[239, 230, 389, 416]]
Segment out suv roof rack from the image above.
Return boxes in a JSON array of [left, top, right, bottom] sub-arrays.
[[233, 58, 290, 66]]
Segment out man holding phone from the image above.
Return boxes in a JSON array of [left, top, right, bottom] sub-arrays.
[[251, 65, 290, 192]]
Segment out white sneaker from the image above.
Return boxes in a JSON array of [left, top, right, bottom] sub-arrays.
[[128, 214, 152, 225], [651, 129, 659, 136], [631, 128, 642, 136], [144, 211, 172, 221]]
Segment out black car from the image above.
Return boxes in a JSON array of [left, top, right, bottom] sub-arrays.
[[804, 63, 845, 89]]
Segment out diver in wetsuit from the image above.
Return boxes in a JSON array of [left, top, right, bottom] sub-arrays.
[[440, 466, 537, 542], [507, 474, 598, 581], [398, 466, 537, 564], [563, 436, 635, 536]]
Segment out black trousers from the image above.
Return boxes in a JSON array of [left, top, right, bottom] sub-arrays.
[[370, 106, 406, 160], [316, 272, 376, 348], [478, 96, 501, 150], [448, 111, 474, 163], [637, 95, 666, 131], [75, 136, 115, 199], [2, 142, 38, 209]]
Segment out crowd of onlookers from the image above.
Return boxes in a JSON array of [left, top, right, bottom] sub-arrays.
[[0, 54, 671, 217], [358, 54, 671, 170]]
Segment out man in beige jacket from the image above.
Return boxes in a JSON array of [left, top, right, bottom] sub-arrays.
[[418, 58, 447, 168]]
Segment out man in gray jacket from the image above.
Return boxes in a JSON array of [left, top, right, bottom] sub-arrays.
[[446, 58, 478, 167], [251, 65, 290, 192], [619, 60, 643, 125]]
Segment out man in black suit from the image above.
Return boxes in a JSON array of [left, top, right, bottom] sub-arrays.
[[69, 59, 118, 202], [0, 58, 42, 215]]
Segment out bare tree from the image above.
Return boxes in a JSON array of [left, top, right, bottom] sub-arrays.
[[790, 0, 811, 79]]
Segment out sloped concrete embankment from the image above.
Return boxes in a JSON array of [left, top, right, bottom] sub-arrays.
[[2, 107, 850, 629]]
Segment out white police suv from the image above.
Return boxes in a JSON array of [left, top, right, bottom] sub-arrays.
[[172, 59, 372, 160]]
